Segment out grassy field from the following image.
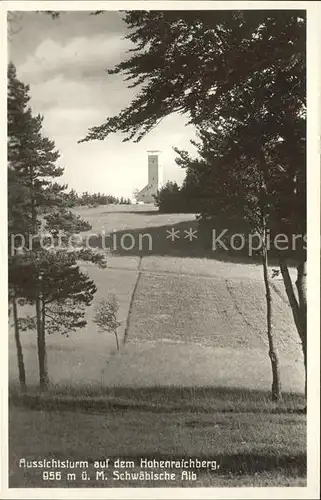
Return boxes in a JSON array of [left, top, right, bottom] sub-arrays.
[[9, 401, 306, 488], [9, 205, 303, 391], [9, 263, 303, 392], [9, 204, 306, 488]]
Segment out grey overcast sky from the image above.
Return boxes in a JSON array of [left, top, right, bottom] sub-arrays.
[[9, 11, 197, 198]]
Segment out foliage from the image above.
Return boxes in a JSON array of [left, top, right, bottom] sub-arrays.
[[79, 9, 306, 243], [94, 295, 121, 333], [93, 295, 121, 350], [44, 208, 92, 239], [62, 189, 131, 207], [80, 11, 305, 144], [153, 181, 186, 213], [9, 249, 97, 335]]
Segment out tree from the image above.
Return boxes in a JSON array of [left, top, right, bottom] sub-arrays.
[[44, 208, 91, 240], [8, 285, 27, 393], [8, 61, 64, 389], [80, 11, 305, 143], [175, 119, 283, 401], [79, 11, 306, 400], [8, 62, 106, 390], [8, 167, 31, 393], [10, 249, 100, 389], [93, 295, 121, 351], [153, 181, 187, 213], [7, 62, 35, 392]]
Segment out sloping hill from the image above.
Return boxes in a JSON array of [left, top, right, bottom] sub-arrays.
[[9, 205, 304, 393]]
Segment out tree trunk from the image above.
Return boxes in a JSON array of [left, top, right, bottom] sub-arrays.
[[31, 185, 49, 390], [257, 151, 282, 402], [296, 259, 307, 397], [36, 288, 49, 391], [262, 244, 282, 402], [114, 330, 120, 351], [279, 257, 307, 399], [12, 294, 27, 393]]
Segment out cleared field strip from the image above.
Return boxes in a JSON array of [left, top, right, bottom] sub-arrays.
[[101, 271, 304, 392], [126, 272, 301, 355]]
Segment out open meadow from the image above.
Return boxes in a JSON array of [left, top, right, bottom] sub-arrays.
[[9, 204, 306, 487]]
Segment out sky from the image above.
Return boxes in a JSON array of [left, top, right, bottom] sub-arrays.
[[8, 11, 198, 199]]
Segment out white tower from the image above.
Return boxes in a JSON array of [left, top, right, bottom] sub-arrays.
[[136, 151, 162, 204], [147, 150, 162, 190]]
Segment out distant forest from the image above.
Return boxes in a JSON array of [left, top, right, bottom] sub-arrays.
[[64, 189, 132, 207]]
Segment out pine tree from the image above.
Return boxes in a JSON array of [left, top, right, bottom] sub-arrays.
[[7, 62, 33, 392], [10, 250, 98, 388], [8, 63, 106, 391], [8, 62, 61, 390]]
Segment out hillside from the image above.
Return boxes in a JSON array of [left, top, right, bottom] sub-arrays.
[[9, 204, 304, 394]]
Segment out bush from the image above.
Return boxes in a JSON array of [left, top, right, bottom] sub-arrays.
[[154, 182, 189, 213]]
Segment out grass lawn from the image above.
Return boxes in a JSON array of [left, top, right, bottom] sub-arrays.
[[73, 203, 194, 235], [9, 402, 306, 488]]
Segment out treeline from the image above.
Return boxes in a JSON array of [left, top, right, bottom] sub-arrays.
[[64, 190, 131, 207]]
